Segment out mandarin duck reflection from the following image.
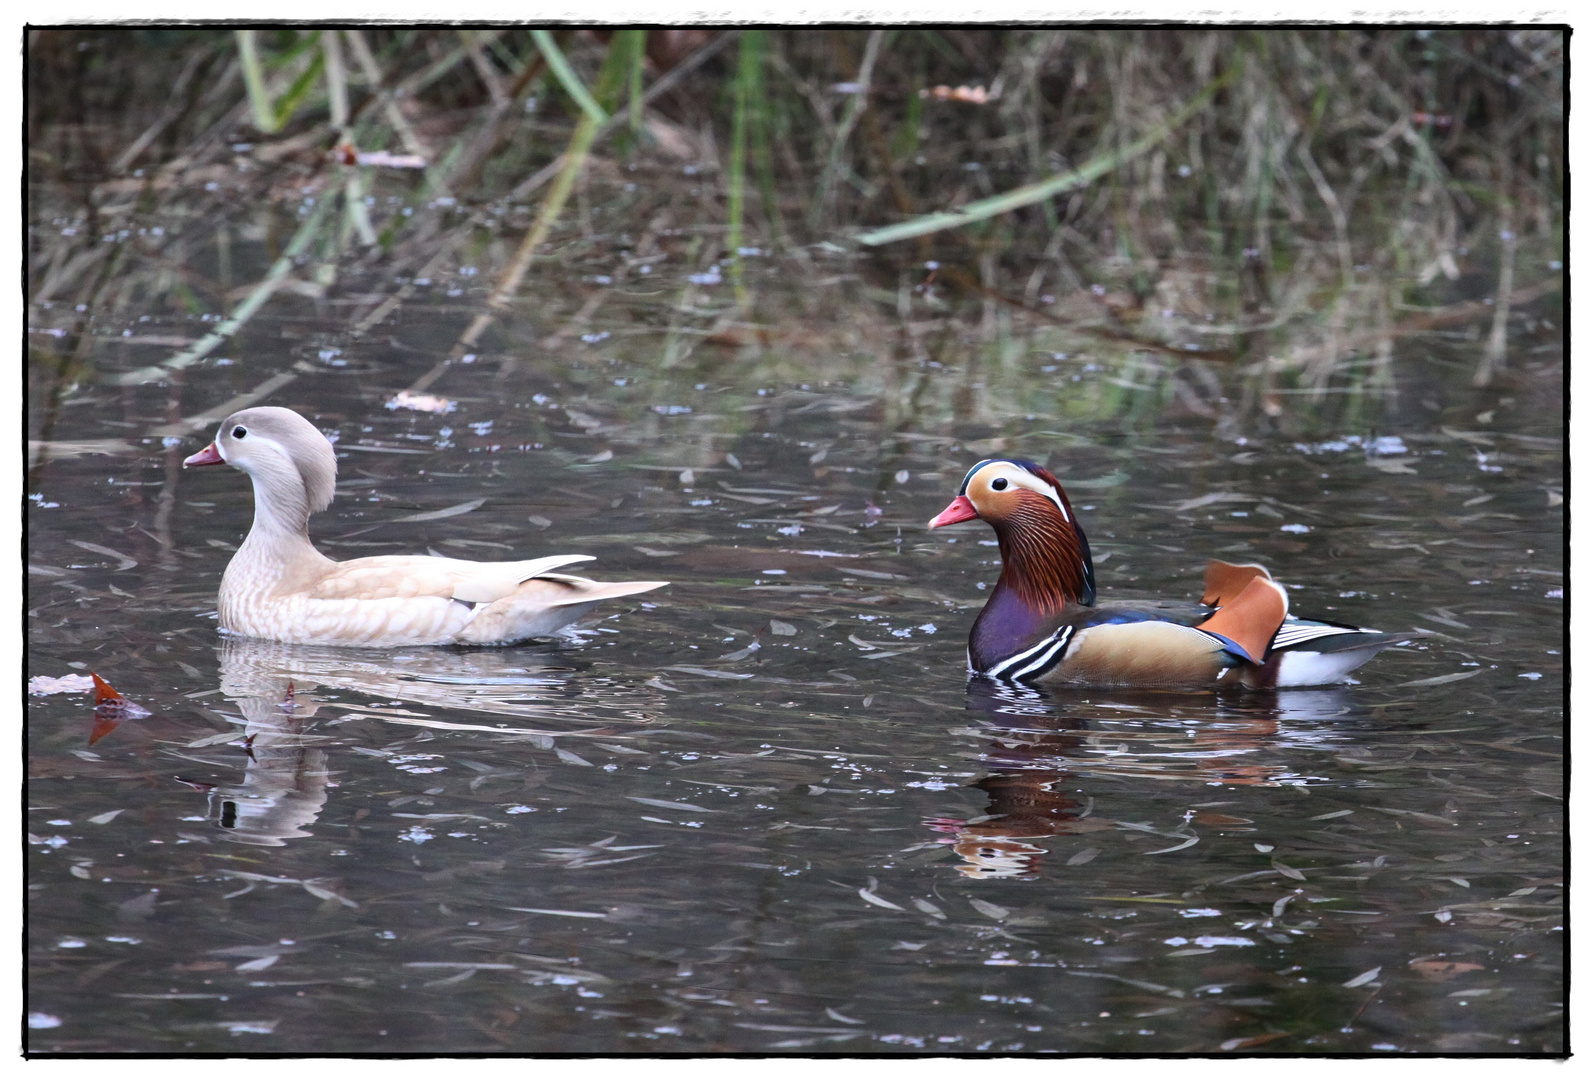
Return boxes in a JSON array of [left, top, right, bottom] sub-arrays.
[[929, 459, 1404, 689], [183, 407, 666, 647]]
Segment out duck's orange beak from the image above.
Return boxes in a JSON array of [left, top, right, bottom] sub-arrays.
[[183, 442, 224, 467], [928, 495, 978, 528]]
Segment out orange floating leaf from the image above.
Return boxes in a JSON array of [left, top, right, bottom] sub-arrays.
[[87, 672, 151, 746], [91, 671, 124, 704]]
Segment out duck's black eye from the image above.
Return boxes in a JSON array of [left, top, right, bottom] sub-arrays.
[[991, 477, 1009, 491], [232, 426, 247, 439]]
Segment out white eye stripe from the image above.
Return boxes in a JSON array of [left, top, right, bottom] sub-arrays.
[[971, 463, 1069, 522], [1003, 470, 1067, 521]]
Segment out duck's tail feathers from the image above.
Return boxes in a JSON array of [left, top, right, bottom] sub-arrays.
[[534, 575, 669, 607], [1270, 629, 1409, 686]]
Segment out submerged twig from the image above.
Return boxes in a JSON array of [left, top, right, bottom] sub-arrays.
[[110, 43, 214, 174], [809, 28, 885, 231], [116, 195, 337, 385], [1473, 205, 1518, 387], [858, 56, 1239, 246]]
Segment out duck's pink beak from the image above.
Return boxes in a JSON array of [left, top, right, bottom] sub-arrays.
[[928, 495, 979, 529], [183, 442, 224, 467]]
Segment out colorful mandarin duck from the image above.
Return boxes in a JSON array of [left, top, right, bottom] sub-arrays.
[[183, 407, 666, 647], [928, 458, 1404, 689]]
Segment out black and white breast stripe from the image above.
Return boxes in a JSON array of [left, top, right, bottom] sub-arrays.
[[983, 626, 1075, 682], [1269, 621, 1378, 650]]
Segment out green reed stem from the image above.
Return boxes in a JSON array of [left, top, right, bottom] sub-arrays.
[[235, 30, 278, 133], [489, 30, 640, 309], [532, 28, 607, 125], [727, 31, 765, 304]]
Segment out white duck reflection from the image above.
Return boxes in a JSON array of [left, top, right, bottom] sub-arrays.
[[180, 636, 662, 847]]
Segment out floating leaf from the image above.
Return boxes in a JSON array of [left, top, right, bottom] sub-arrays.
[[1343, 966, 1381, 988], [505, 906, 607, 919], [300, 879, 359, 907], [968, 898, 1010, 921], [1368, 456, 1420, 474], [385, 390, 456, 413], [626, 796, 717, 813], [69, 540, 138, 570], [1219, 1032, 1291, 1051], [662, 665, 755, 680], [89, 673, 151, 745], [858, 884, 905, 911], [838, 566, 906, 581], [1271, 858, 1307, 881], [390, 498, 486, 523], [1066, 848, 1100, 866], [768, 619, 797, 636], [116, 891, 158, 920], [1393, 670, 1481, 688], [1171, 491, 1253, 513], [1145, 835, 1200, 855], [28, 674, 96, 696]]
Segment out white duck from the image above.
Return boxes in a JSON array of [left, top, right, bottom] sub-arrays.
[[182, 406, 666, 647]]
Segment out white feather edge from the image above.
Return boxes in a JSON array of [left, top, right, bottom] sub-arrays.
[[449, 554, 596, 604]]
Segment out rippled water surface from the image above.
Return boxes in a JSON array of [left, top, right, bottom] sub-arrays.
[[27, 276, 1563, 1053]]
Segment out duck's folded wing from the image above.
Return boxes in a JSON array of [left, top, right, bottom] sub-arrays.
[[307, 554, 595, 603], [449, 555, 597, 604]]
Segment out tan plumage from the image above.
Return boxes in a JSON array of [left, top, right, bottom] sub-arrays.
[[183, 406, 666, 647], [931, 458, 1405, 689]]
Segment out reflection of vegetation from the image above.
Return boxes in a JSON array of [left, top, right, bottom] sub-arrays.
[[27, 27, 1561, 431]]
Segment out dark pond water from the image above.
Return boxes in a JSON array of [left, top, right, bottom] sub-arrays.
[[27, 250, 1563, 1054]]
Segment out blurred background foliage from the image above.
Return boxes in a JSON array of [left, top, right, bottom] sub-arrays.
[[27, 26, 1563, 432]]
